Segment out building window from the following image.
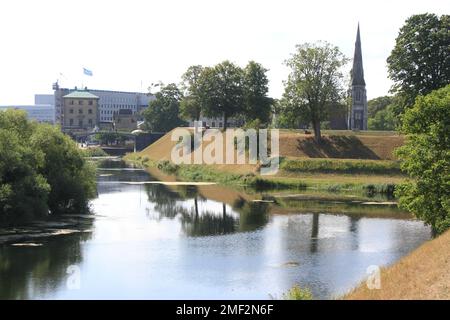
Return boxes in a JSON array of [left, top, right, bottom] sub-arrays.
[[79, 100, 83, 105], [70, 119, 73, 126], [355, 90, 361, 102], [79, 120, 83, 127], [88, 119, 93, 125], [88, 100, 93, 106], [79, 109, 83, 114], [70, 100, 74, 105], [88, 109, 93, 114], [69, 109, 74, 114], [212, 122, 216, 127]]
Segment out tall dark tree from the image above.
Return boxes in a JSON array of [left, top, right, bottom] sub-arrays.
[[242, 61, 273, 125], [199, 61, 244, 130], [143, 83, 185, 132], [180, 65, 204, 122], [282, 41, 348, 142], [387, 13, 450, 116]]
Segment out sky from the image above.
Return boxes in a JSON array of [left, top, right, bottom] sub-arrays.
[[0, 0, 448, 105]]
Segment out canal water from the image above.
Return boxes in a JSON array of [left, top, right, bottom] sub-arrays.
[[0, 164, 431, 299]]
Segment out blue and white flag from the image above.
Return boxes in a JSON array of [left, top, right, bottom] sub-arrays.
[[83, 68, 93, 76]]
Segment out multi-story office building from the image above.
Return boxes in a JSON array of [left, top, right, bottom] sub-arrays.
[[0, 104, 55, 123], [52, 83, 154, 126]]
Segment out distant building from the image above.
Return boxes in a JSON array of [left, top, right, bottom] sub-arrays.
[[349, 24, 368, 130], [62, 90, 99, 130], [0, 104, 55, 124], [35, 94, 54, 106], [52, 83, 154, 125], [113, 109, 137, 131]]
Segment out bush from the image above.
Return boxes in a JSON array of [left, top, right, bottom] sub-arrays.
[[81, 147, 108, 157], [281, 158, 401, 175], [0, 110, 97, 225]]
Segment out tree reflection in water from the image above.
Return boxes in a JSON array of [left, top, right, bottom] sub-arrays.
[[144, 184, 270, 237], [0, 232, 92, 299]]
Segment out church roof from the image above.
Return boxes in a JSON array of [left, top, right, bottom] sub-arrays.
[[352, 24, 366, 86]]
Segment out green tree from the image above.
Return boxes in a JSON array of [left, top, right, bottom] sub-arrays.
[[0, 109, 97, 225], [199, 61, 244, 129], [368, 104, 396, 131], [387, 14, 450, 116], [368, 96, 394, 118], [179, 65, 204, 122], [242, 61, 273, 125], [282, 42, 348, 142], [31, 125, 97, 215], [395, 85, 450, 234], [143, 83, 186, 132], [0, 129, 50, 225]]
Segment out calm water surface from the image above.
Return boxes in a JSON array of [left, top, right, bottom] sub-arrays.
[[0, 165, 431, 299]]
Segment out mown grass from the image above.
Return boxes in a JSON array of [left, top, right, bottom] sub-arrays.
[[280, 158, 401, 175]]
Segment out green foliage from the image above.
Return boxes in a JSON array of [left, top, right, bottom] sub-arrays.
[[368, 104, 396, 131], [281, 41, 349, 141], [143, 83, 186, 132], [180, 65, 204, 121], [395, 85, 450, 234], [282, 285, 313, 300], [387, 14, 450, 115], [368, 96, 394, 118], [242, 61, 273, 125], [0, 110, 97, 225], [31, 125, 97, 215], [281, 158, 401, 175], [81, 147, 108, 157], [199, 61, 244, 129], [0, 129, 50, 225]]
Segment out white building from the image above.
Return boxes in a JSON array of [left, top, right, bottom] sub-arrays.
[[0, 104, 55, 124]]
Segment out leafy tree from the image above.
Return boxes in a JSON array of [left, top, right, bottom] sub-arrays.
[[31, 125, 97, 215], [282, 41, 348, 141], [368, 96, 394, 118], [368, 104, 396, 131], [395, 85, 450, 234], [387, 14, 450, 116], [179, 65, 204, 122], [0, 109, 97, 225], [242, 61, 273, 125], [0, 129, 50, 225], [199, 61, 244, 129], [143, 83, 186, 132]]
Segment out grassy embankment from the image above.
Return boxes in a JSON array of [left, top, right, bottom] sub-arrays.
[[124, 129, 406, 196], [344, 229, 450, 299]]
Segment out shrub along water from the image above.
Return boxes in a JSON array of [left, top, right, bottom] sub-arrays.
[[280, 158, 401, 175], [0, 110, 97, 226]]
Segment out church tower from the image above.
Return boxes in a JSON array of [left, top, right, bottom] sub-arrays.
[[350, 24, 368, 130]]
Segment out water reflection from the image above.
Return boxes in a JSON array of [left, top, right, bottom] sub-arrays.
[[144, 184, 269, 237], [0, 233, 92, 299], [0, 166, 432, 300]]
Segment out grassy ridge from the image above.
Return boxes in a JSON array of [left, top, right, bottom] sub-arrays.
[[280, 158, 401, 175], [125, 153, 397, 196]]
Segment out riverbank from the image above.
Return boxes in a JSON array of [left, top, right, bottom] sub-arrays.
[[344, 229, 450, 299], [124, 153, 402, 197], [123, 128, 406, 197], [0, 214, 94, 245]]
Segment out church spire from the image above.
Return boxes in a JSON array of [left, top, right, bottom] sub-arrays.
[[352, 23, 365, 86]]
